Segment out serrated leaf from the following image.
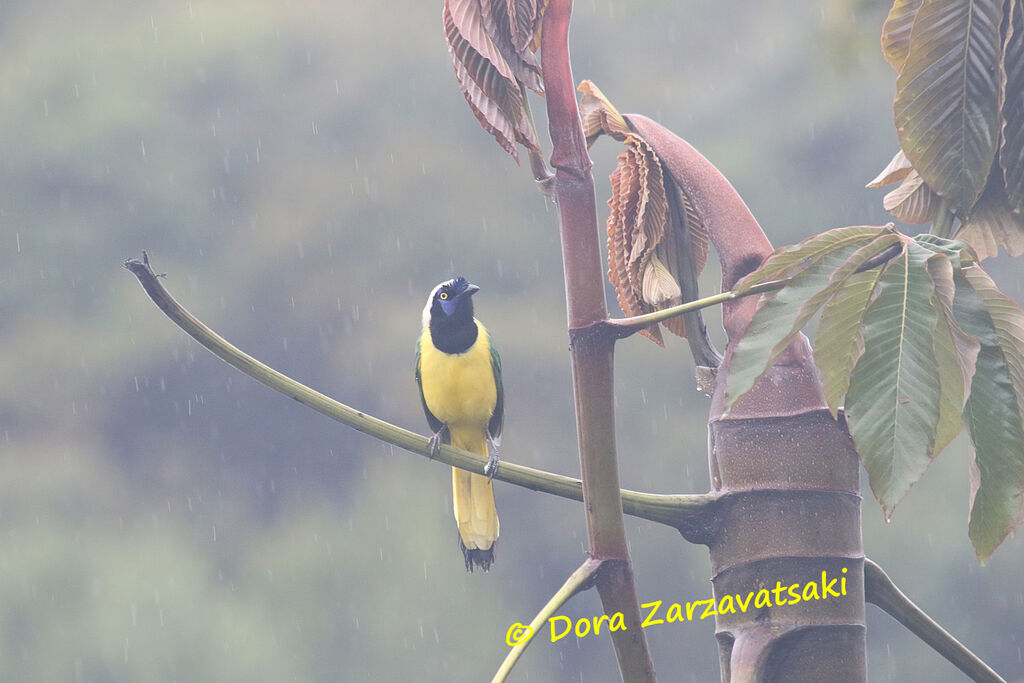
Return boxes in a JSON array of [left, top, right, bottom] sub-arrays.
[[449, 0, 517, 83], [868, 149, 915, 188], [725, 234, 903, 410], [606, 146, 663, 345], [579, 80, 631, 146], [507, 0, 540, 55], [624, 111, 711, 293], [481, 0, 543, 93], [926, 255, 979, 456], [957, 266, 1024, 560], [881, 0, 925, 72], [815, 267, 886, 417], [1001, 0, 1024, 214], [590, 87, 713, 343], [882, 170, 940, 224], [736, 226, 890, 292], [958, 165, 1024, 259], [894, 0, 1003, 213], [445, 0, 538, 161], [846, 241, 942, 515]]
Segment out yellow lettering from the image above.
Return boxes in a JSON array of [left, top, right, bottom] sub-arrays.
[[640, 601, 664, 628], [754, 589, 772, 609], [841, 567, 848, 595], [575, 618, 591, 638], [787, 583, 802, 605], [718, 595, 736, 614], [699, 599, 717, 620], [610, 612, 626, 631], [593, 614, 610, 635], [773, 581, 788, 605], [666, 603, 684, 623], [549, 615, 572, 642], [686, 601, 700, 620], [735, 591, 755, 613], [802, 581, 821, 601], [821, 570, 841, 599]]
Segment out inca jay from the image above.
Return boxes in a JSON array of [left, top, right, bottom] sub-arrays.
[[415, 277, 502, 571]]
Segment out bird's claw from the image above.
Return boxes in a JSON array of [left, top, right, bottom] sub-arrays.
[[484, 454, 499, 480], [427, 425, 448, 459], [484, 437, 500, 480]]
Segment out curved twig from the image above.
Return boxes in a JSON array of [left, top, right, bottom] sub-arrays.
[[864, 559, 1005, 683], [123, 252, 717, 532], [492, 557, 603, 683], [604, 278, 790, 338]]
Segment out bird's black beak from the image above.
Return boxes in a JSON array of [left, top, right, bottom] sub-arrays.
[[459, 283, 481, 299]]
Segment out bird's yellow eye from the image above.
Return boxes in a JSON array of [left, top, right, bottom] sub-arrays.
[[439, 292, 448, 300]]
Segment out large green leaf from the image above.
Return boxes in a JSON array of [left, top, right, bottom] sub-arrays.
[[735, 225, 890, 292], [925, 255, 979, 457], [846, 241, 941, 515], [1002, 0, 1024, 214], [957, 266, 1024, 560], [815, 267, 885, 417], [894, 0, 1003, 213], [725, 233, 902, 410]]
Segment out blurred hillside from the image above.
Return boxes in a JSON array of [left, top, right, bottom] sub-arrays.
[[1, 0, 1022, 680]]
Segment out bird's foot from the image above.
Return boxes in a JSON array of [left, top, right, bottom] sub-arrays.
[[427, 425, 449, 459], [484, 439, 500, 480]]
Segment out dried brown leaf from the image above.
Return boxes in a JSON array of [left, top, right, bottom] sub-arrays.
[[445, 0, 538, 159], [579, 80, 631, 146], [607, 157, 664, 345], [482, 0, 543, 93]]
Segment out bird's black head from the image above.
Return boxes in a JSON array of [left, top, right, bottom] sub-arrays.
[[425, 277, 480, 353]]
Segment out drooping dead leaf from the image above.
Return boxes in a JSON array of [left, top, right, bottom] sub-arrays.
[[607, 159, 664, 345], [444, 0, 542, 161], [579, 80, 631, 146], [587, 81, 715, 344], [481, 0, 543, 93]]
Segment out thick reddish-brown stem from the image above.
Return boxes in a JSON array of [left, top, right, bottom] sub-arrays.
[[541, 0, 656, 680]]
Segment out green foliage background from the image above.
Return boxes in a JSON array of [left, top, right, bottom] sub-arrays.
[[1, 0, 1021, 680]]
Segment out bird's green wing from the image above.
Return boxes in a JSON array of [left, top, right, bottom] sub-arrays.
[[415, 337, 444, 434], [488, 331, 504, 444]]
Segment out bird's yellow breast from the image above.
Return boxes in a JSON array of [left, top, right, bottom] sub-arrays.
[[419, 322, 497, 429]]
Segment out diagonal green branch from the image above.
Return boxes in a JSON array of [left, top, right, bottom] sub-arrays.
[[604, 278, 791, 337], [492, 557, 604, 683], [864, 559, 1006, 682], [123, 253, 717, 532]]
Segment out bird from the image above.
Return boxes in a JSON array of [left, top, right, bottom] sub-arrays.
[[415, 277, 502, 571]]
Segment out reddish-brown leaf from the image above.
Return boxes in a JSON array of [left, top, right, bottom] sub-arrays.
[[607, 156, 664, 345], [482, 0, 543, 93], [444, 0, 538, 159], [579, 80, 630, 146]]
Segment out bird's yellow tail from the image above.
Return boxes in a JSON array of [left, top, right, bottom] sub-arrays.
[[450, 427, 498, 571]]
